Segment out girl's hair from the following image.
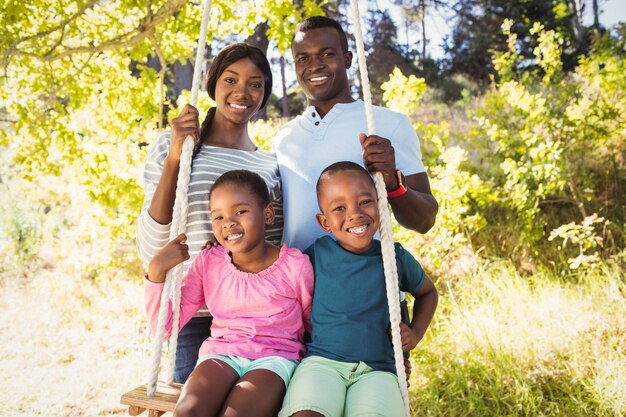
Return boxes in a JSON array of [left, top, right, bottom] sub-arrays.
[[194, 43, 272, 159], [209, 169, 271, 207]]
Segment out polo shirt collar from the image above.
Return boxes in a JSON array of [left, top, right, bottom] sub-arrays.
[[303, 99, 362, 124]]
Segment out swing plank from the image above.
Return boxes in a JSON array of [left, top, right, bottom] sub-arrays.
[[120, 381, 181, 416]]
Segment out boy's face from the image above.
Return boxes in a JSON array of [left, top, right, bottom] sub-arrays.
[[291, 27, 352, 106], [316, 170, 380, 253]]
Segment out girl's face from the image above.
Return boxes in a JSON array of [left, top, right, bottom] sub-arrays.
[[210, 183, 274, 254], [214, 58, 266, 125]]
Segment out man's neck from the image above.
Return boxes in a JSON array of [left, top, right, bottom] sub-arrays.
[[310, 96, 355, 119]]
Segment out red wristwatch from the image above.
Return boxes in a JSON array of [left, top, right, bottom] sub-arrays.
[[387, 170, 408, 198]]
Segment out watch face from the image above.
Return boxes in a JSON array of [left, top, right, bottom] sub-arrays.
[[398, 170, 407, 190]]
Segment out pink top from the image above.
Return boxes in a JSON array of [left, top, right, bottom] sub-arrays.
[[145, 244, 314, 360]]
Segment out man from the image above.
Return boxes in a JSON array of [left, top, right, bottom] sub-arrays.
[[274, 16, 438, 252]]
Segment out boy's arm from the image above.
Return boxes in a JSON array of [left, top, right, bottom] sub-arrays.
[[401, 277, 438, 352]]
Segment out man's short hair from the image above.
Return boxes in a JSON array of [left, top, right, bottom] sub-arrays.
[[293, 15, 349, 53]]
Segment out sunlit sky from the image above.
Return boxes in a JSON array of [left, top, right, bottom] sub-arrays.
[[384, 0, 626, 59]]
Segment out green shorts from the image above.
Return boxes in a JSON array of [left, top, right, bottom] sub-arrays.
[[279, 356, 404, 417], [197, 354, 299, 388]]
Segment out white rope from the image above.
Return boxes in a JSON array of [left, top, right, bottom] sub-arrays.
[[349, 1, 411, 415], [147, 0, 213, 397]]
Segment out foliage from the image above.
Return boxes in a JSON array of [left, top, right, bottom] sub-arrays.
[[0, 0, 323, 244], [548, 213, 605, 269], [381, 67, 490, 271], [381, 67, 427, 115], [380, 21, 625, 272], [443, 0, 579, 83], [362, 8, 420, 104], [464, 22, 625, 269]]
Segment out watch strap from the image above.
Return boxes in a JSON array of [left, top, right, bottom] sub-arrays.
[[387, 170, 408, 198]]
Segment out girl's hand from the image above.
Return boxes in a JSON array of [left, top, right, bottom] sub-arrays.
[[168, 104, 200, 163], [147, 234, 190, 283], [200, 235, 220, 251]]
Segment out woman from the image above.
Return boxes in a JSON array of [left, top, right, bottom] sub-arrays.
[[136, 43, 282, 383]]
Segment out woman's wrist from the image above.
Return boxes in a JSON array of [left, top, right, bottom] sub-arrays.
[[164, 152, 182, 166]]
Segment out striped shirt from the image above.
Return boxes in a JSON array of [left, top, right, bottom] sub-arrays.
[[136, 131, 284, 273]]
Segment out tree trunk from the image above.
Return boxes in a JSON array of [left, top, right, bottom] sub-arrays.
[[280, 55, 290, 117], [173, 59, 193, 100], [420, 0, 427, 62], [245, 22, 270, 120], [568, 0, 585, 46]]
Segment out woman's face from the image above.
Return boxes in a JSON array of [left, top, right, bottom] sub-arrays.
[[214, 57, 266, 125]]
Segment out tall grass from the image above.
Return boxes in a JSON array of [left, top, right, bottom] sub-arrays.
[[410, 261, 626, 416]]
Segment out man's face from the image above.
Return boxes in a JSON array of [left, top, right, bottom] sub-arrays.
[[291, 27, 353, 106]]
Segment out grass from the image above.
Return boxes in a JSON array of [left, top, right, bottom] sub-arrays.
[[409, 261, 626, 416], [1, 241, 624, 416], [0, 244, 150, 417]]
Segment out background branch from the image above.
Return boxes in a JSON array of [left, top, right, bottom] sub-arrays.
[[6, 0, 188, 64]]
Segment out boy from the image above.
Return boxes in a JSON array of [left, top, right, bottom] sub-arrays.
[[279, 161, 438, 417]]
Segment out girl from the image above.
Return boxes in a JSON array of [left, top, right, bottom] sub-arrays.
[[146, 170, 314, 417], [136, 43, 282, 383]]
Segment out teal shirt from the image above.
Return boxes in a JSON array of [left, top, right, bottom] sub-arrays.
[[304, 236, 425, 373]]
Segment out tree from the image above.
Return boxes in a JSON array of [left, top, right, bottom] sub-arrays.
[[394, 0, 448, 63], [0, 0, 324, 240], [363, 8, 419, 104], [442, 0, 579, 84]]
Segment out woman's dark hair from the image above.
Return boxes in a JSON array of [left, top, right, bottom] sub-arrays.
[[209, 169, 271, 207], [194, 43, 272, 158]]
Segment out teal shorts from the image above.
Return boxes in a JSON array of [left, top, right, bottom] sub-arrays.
[[197, 354, 299, 388], [278, 356, 404, 417]]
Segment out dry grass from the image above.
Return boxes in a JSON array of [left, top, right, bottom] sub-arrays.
[[0, 262, 151, 416]]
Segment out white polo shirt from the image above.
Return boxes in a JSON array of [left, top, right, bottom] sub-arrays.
[[273, 100, 425, 251]]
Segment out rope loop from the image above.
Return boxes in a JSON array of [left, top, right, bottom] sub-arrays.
[[349, 1, 411, 415], [147, 0, 213, 397]]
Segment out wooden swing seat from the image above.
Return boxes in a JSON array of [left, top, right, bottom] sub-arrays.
[[120, 381, 182, 416]]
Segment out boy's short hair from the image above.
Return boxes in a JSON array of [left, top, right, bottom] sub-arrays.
[[293, 16, 349, 53], [316, 161, 374, 198]]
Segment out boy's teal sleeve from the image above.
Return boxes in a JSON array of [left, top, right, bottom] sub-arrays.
[[303, 243, 315, 267], [394, 243, 426, 294]]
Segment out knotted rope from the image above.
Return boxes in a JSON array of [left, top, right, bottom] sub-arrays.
[[147, 0, 213, 397], [349, 1, 411, 415]]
